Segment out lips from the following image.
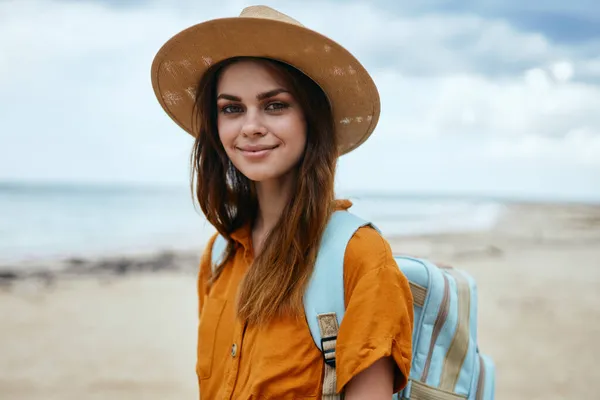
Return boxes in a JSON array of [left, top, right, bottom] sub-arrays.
[[235, 144, 279, 160], [237, 145, 279, 152]]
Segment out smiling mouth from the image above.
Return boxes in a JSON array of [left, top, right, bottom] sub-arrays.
[[237, 145, 279, 153]]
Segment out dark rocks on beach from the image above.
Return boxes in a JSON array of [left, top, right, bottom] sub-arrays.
[[150, 252, 177, 271], [83, 251, 197, 276], [454, 244, 505, 260], [115, 259, 132, 275], [2, 250, 200, 287], [29, 270, 56, 287], [0, 270, 20, 289], [487, 245, 504, 257], [89, 252, 180, 274], [0, 270, 19, 281], [67, 258, 87, 267], [91, 258, 136, 275]]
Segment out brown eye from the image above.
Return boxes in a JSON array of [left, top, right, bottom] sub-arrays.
[[221, 104, 243, 114], [266, 102, 288, 111]]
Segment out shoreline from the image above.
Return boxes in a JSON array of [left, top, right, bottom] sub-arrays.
[[2, 201, 598, 282]]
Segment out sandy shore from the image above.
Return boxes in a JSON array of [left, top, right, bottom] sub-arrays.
[[1, 202, 599, 399]]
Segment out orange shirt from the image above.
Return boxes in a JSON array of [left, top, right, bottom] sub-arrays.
[[196, 201, 414, 399]]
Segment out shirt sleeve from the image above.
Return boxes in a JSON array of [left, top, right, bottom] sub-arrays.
[[335, 226, 414, 393], [198, 232, 218, 314]]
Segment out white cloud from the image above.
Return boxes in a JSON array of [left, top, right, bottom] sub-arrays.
[[485, 128, 600, 166], [0, 0, 202, 183], [576, 57, 600, 80], [550, 61, 575, 83], [282, 2, 557, 75], [371, 65, 600, 142]]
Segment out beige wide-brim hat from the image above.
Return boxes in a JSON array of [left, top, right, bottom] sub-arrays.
[[151, 5, 380, 155]]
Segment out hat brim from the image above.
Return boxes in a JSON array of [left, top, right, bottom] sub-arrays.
[[151, 17, 380, 155]]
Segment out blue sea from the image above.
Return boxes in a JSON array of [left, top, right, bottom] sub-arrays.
[[0, 182, 506, 264]]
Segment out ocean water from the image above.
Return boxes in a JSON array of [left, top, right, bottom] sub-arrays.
[[0, 182, 506, 264]]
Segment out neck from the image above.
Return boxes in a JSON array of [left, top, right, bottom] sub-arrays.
[[253, 171, 296, 236]]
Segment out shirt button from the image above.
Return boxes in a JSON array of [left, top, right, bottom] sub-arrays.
[[231, 343, 238, 357]]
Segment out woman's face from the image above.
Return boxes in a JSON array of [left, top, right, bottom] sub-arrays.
[[216, 59, 307, 183]]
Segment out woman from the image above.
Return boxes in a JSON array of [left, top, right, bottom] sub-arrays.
[[151, 6, 414, 399]]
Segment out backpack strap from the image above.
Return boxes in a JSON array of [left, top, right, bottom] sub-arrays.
[[209, 213, 376, 398], [304, 210, 375, 399]]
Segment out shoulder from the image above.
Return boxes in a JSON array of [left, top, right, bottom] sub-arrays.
[[336, 225, 414, 392], [342, 225, 398, 300], [345, 224, 392, 266]]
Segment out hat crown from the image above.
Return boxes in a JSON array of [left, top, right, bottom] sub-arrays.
[[239, 5, 304, 27]]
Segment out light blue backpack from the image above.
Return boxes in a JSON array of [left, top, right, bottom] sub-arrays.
[[211, 210, 496, 399]]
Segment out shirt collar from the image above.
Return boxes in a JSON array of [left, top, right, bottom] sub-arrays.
[[228, 199, 353, 250]]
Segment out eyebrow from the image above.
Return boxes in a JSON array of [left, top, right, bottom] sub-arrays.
[[216, 88, 289, 102]]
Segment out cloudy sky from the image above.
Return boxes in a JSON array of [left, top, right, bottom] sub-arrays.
[[1, 0, 599, 201]]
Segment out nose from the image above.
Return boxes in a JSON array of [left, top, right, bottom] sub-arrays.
[[241, 110, 267, 137]]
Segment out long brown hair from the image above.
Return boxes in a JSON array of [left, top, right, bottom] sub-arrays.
[[190, 57, 338, 325]]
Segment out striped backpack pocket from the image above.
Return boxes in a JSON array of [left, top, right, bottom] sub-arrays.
[[301, 210, 496, 399], [394, 256, 495, 400]]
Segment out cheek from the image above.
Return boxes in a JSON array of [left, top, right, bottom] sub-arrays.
[[276, 114, 306, 145]]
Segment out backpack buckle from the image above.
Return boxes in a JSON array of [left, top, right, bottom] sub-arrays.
[[321, 335, 337, 368]]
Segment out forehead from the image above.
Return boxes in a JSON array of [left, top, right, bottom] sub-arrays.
[[217, 59, 287, 93]]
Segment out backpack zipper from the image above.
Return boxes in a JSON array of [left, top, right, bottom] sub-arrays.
[[420, 273, 450, 381]]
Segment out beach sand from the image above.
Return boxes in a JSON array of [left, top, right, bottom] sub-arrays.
[[1, 202, 599, 399]]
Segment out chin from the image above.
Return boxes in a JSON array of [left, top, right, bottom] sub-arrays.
[[242, 170, 282, 182], [232, 156, 301, 183], [236, 163, 295, 183]]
